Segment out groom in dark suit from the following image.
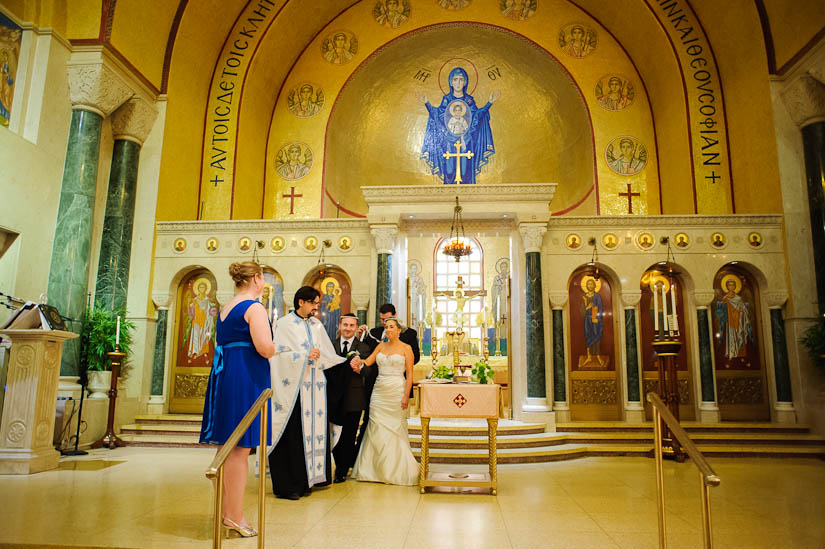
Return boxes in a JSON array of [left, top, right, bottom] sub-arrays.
[[360, 303, 421, 365], [324, 313, 374, 483]]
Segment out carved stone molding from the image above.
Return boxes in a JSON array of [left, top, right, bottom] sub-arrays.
[[362, 183, 557, 204], [519, 223, 547, 253], [546, 214, 783, 229], [765, 291, 789, 308], [621, 291, 642, 307], [66, 63, 133, 117], [402, 219, 515, 233], [693, 291, 716, 307], [156, 218, 369, 234], [548, 292, 568, 309], [371, 225, 398, 254], [111, 97, 158, 144], [780, 74, 825, 127]]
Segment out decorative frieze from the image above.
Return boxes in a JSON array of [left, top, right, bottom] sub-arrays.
[[371, 225, 398, 254], [519, 224, 546, 253]]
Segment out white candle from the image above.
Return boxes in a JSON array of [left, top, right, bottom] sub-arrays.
[[661, 284, 669, 332], [670, 283, 679, 332], [653, 283, 659, 332], [115, 316, 121, 346]]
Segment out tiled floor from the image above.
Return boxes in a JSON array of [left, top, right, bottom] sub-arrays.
[[1, 447, 823, 548]]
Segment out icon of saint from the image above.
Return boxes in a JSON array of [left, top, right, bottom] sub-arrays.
[[714, 276, 753, 360]]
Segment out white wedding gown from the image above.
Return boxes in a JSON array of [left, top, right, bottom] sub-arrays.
[[352, 353, 420, 485]]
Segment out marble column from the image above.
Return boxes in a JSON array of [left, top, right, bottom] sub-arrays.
[[48, 63, 132, 375], [94, 98, 158, 311], [519, 224, 547, 400], [767, 292, 796, 423], [694, 291, 720, 423], [621, 291, 643, 422], [802, 121, 825, 315], [351, 294, 369, 329], [548, 293, 568, 421], [371, 226, 397, 326], [150, 308, 168, 397]]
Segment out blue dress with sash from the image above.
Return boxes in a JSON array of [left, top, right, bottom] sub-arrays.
[[200, 300, 272, 448]]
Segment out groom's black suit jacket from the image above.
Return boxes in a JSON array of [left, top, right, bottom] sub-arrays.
[[324, 337, 375, 426]]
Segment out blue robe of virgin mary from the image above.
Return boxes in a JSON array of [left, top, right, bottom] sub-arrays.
[[420, 67, 495, 184]]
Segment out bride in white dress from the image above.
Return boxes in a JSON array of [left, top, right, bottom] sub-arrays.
[[352, 318, 420, 485]]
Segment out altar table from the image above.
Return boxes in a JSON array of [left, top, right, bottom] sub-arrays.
[[418, 383, 499, 495]]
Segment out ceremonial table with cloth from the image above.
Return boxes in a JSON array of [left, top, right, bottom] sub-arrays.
[[418, 383, 499, 494]]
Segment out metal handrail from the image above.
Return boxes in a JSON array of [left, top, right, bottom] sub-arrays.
[[647, 392, 720, 549], [205, 388, 272, 549]]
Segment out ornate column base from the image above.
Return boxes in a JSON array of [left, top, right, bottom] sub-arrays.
[[624, 402, 645, 423], [698, 401, 721, 424], [774, 402, 797, 424]]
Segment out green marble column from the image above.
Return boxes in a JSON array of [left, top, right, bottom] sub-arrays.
[[47, 109, 104, 375], [770, 308, 793, 402], [150, 308, 168, 396], [552, 309, 566, 402], [375, 253, 392, 326], [525, 252, 546, 398], [624, 309, 641, 402], [95, 139, 141, 311], [697, 308, 716, 401], [356, 309, 367, 328], [802, 122, 825, 315]]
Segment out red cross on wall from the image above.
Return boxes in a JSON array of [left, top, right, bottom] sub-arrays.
[[618, 183, 641, 214], [282, 187, 303, 215]]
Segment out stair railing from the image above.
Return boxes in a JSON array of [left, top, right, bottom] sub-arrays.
[[205, 388, 272, 549], [647, 392, 720, 548]]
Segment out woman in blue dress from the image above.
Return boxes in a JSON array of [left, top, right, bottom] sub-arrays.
[[200, 261, 274, 538]]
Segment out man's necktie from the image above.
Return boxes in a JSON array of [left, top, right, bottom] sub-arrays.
[[342, 340, 349, 356]]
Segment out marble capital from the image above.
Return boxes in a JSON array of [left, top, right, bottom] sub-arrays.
[[693, 291, 716, 308], [351, 294, 370, 311], [548, 292, 568, 309], [518, 223, 547, 253], [620, 291, 642, 307], [765, 291, 789, 308], [780, 75, 825, 128], [152, 293, 171, 308], [370, 225, 398, 254], [111, 97, 158, 144], [67, 62, 132, 117]]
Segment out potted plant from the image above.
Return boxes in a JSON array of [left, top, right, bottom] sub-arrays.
[[800, 315, 825, 371], [82, 307, 134, 399], [472, 361, 495, 384]]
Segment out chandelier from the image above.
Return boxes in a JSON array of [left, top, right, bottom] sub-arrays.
[[443, 196, 472, 262]]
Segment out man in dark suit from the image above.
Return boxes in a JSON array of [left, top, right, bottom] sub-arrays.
[[324, 313, 374, 483], [359, 303, 420, 365]]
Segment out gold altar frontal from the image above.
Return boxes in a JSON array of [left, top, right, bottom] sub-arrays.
[[418, 383, 499, 495]]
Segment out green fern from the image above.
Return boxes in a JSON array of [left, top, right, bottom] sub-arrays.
[[81, 307, 134, 372]]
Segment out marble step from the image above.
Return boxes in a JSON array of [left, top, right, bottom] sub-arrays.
[[411, 443, 825, 463], [121, 423, 201, 436], [408, 431, 825, 449], [556, 421, 812, 434], [134, 414, 202, 426]]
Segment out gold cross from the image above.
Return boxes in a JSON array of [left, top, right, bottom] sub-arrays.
[[442, 140, 474, 183]]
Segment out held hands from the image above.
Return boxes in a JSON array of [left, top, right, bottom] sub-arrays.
[[308, 348, 321, 361], [350, 356, 363, 372]]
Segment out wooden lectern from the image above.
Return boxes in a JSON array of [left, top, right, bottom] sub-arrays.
[[0, 329, 78, 474]]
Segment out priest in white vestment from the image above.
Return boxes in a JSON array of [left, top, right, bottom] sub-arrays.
[[267, 286, 344, 499]]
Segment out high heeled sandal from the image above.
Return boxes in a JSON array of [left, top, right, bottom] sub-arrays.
[[222, 517, 257, 538]]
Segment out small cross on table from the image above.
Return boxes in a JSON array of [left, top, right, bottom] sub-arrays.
[[618, 183, 641, 214], [283, 186, 303, 215], [442, 140, 475, 183]]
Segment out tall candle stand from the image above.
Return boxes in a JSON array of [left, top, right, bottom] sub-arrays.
[[92, 345, 127, 449]]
